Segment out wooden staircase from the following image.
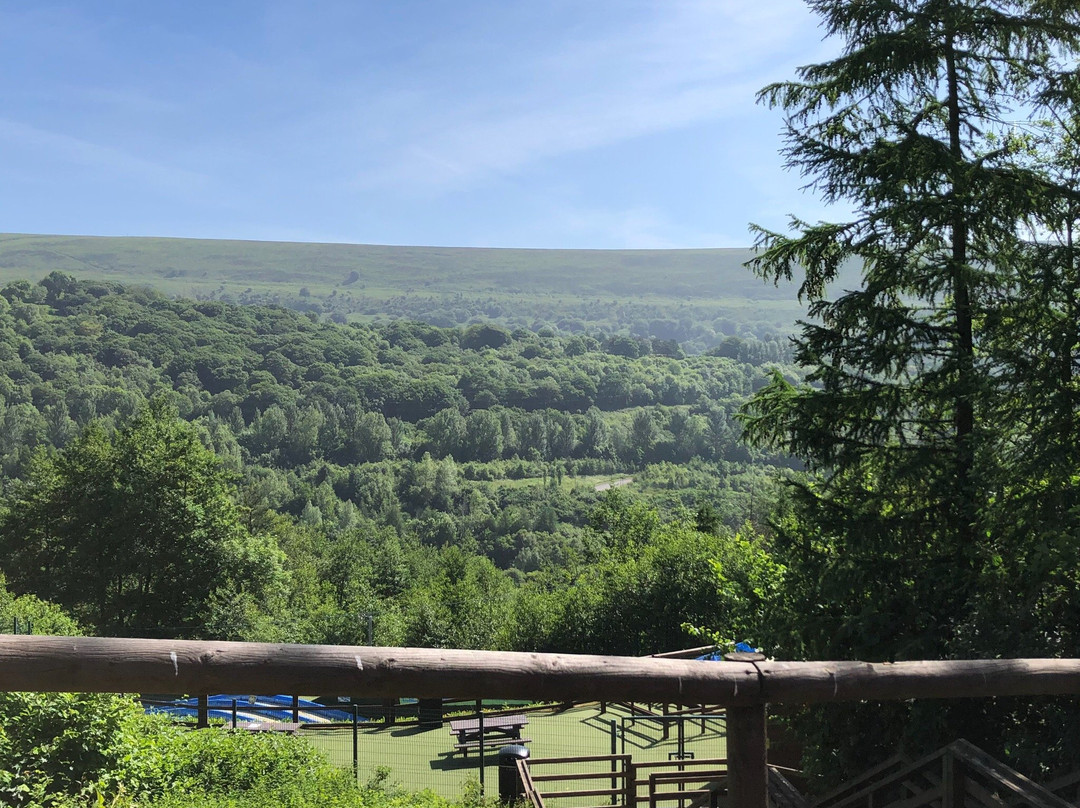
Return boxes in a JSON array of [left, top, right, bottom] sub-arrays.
[[811, 740, 1075, 808], [513, 741, 1079, 808]]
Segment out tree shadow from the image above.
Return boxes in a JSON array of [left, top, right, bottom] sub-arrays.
[[428, 750, 498, 772]]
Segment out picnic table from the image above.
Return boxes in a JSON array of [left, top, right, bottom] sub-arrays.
[[238, 721, 300, 735], [449, 713, 530, 757]]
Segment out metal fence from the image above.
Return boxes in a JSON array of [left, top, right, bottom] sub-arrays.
[[142, 696, 727, 799]]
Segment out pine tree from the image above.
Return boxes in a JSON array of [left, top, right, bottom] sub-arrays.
[[741, 0, 1080, 778], [976, 116, 1080, 664]]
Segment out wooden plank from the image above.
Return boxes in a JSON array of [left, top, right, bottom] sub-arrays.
[[947, 740, 1074, 808], [540, 787, 624, 798], [634, 759, 728, 772], [532, 771, 628, 783], [813, 754, 909, 808], [1045, 769, 1080, 803], [883, 784, 943, 808], [532, 755, 633, 766], [650, 789, 714, 800], [649, 772, 724, 785], [449, 713, 527, 732], [455, 737, 531, 751], [943, 749, 964, 808], [648, 646, 721, 660], [197, 693, 208, 728], [820, 754, 940, 808], [517, 757, 546, 808], [961, 775, 1003, 808], [768, 767, 811, 808]]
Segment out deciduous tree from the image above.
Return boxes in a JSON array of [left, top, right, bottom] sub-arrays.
[[0, 401, 287, 637]]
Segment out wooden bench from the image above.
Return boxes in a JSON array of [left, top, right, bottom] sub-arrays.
[[449, 712, 529, 757], [454, 737, 532, 756], [238, 721, 301, 735]]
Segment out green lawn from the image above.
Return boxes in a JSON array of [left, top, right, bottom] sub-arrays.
[[303, 703, 726, 798]]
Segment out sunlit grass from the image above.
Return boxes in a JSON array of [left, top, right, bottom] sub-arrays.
[[304, 704, 726, 798]]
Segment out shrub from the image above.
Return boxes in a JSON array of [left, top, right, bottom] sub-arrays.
[[0, 691, 173, 806], [0, 691, 493, 808]]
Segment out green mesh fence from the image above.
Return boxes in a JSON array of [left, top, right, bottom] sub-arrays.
[[298, 702, 727, 800]]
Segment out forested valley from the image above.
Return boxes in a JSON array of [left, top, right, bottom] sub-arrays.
[[0, 272, 791, 654], [9, 0, 1080, 802]]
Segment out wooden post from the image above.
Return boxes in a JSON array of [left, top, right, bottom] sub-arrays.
[[610, 719, 619, 806], [724, 652, 767, 808], [292, 694, 300, 723], [352, 705, 359, 780], [943, 747, 965, 808], [478, 709, 486, 793], [197, 694, 209, 728], [727, 704, 767, 808]]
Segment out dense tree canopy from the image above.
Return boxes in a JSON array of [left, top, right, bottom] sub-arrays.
[[0, 273, 791, 657]]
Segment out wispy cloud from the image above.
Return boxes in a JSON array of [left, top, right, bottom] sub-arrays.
[[354, 0, 812, 194], [0, 118, 210, 193]]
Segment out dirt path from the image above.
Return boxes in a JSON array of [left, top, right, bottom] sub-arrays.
[[594, 476, 633, 492]]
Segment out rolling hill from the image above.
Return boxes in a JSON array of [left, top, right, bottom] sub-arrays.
[[0, 233, 818, 348]]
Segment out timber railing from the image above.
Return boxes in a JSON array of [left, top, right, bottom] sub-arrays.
[[1047, 770, 1080, 805], [517, 756, 547, 808], [633, 758, 728, 808], [5, 637, 1080, 808], [527, 754, 634, 808], [811, 739, 1072, 808], [767, 768, 810, 808]]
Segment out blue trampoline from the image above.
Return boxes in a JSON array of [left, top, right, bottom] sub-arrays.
[[146, 694, 355, 724]]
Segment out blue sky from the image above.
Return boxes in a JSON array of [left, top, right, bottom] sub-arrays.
[[0, 1, 839, 249]]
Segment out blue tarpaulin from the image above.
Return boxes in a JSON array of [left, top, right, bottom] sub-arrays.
[[694, 641, 759, 661]]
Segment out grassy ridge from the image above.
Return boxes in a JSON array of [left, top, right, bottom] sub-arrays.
[[0, 232, 785, 298], [0, 233, 819, 344]]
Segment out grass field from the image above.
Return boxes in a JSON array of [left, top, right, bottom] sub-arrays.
[[304, 703, 727, 798]]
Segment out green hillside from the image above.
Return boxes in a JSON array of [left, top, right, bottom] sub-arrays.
[[0, 233, 810, 348], [0, 233, 783, 297]]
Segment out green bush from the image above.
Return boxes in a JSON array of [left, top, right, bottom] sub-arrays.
[[0, 691, 172, 806], [159, 728, 345, 796], [0, 690, 489, 808], [0, 573, 82, 637]]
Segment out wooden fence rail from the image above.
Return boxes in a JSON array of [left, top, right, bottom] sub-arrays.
[[4, 637, 1080, 704], [4, 636, 1080, 808]]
